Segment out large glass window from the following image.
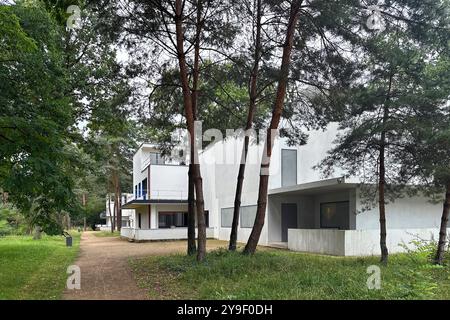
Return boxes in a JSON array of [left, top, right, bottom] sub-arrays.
[[240, 205, 257, 228], [221, 208, 233, 227], [221, 206, 257, 228], [158, 212, 188, 228], [320, 201, 349, 229]]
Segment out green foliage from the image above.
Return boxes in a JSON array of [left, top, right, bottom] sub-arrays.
[[0, 204, 28, 236], [0, 1, 80, 233]]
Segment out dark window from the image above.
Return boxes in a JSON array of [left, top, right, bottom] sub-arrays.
[[142, 178, 148, 199], [138, 182, 141, 197], [281, 149, 297, 187], [135, 185, 137, 198], [320, 201, 349, 229], [158, 212, 188, 228], [138, 213, 142, 229], [204, 210, 209, 228]]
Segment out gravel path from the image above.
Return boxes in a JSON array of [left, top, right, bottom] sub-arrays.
[[63, 231, 226, 300]]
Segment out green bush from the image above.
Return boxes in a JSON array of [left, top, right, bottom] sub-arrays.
[[0, 205, 28, 236]]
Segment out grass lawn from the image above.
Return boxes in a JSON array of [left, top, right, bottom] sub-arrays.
[[0, 232, 81, 300], [130, 246, 450, 300], [93, 230, 120, 237]]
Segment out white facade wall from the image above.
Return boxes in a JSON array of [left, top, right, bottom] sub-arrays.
[[199, 123, 346, 245], [289, 228, 450, 256], [355, 188, 443, 230], [149, 165, 188, 199], [121, 227, 215, 241]]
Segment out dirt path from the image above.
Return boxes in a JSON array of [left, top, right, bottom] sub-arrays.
[[63, 231, 226, 300]]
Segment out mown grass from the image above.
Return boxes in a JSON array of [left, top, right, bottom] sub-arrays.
[[0, 232, 81, 300], [93, 230, 120, 237], [130, 246, 450, 300]]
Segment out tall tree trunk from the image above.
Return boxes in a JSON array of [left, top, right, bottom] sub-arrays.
[[187, 0, 203, 256], [175, 0, 207, 261], [116, 177, 122, 232], [112, 194, 116, 232], [435, 182, 450, 265], [82, 193, 87, 231], [108, 194, 113, 232], [229, 0, 263, 251], [378, 75, 393, 265], [243, 0, 302, 255], [378, 138, 388, 265], [187, 166, 197, 255]]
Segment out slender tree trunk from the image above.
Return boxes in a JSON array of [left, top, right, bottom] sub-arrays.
[[111, 195, 117, 232], [108, 194, 113, 232], [243, 0, 302, 255], [116, 177, 122, 232], [378, 140, 388, 265], [187, 165, 197, 255], [435, 182, 450, 265], [378, 75, 393, 265], [175, 0, 207, 261], [82, 193, 87, 231], [187, 0, 203, 256], [229, 0, 263, 251]]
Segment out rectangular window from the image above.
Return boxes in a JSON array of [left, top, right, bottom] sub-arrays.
[[158, 212, 188, 228], [135, 185, 138, 198], [142, 178, 148, 199], [138, 183, 141, 198], [150, 152, 165, 165], [221, 206, 257, 228], [221, 208, 233, 228], [204, 210, 209, 228], [240, 205, 257, 228], [138, 213, 142, 229], [320, 201, 349, 229], [281, 149, 297, 187]]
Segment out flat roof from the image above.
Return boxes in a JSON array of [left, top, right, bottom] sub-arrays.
[[122, 199, 188, 209], [269, 177, 358, 196]]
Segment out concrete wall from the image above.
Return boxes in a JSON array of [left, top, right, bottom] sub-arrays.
[[149, 165, 188, 199], [355, 187, 443, 230], [288, 228, 450, 256], [288, 229, 346, 255], [121, 227, 215, 241]]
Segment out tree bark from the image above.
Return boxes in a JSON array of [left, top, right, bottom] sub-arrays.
[[187, 0, 203, 256], [112, 194, 116, 232], [435, 182, 450, 265], [175, 0, 207, 261], [229, 0, 262, 251], [82, 193, 87, 231], [187, 165, 197, 255], [378, 100, 391, 265], [108, 194, 113, 232], [243, 0, 302, 255]]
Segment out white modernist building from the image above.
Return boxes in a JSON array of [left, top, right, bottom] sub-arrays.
[[99, 193, 135, 231], [121, 123, 447, 256]]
